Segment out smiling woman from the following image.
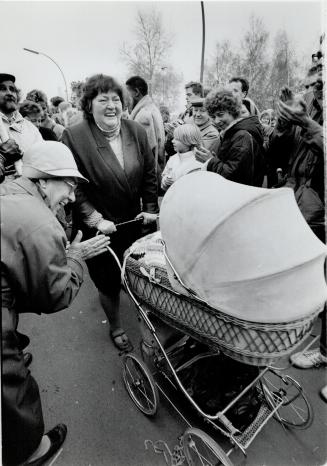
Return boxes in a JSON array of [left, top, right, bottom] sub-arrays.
[[62, 73, 159, 352]]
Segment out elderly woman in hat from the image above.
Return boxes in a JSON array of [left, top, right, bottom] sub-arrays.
[[62, 74, 158, 352], [1, 141, 109, 466]]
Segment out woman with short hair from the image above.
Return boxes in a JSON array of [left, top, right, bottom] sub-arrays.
[[62, 74, 159, 352], [195, 88, 265, 187]]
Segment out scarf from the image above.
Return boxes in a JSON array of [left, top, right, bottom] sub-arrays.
[[95, 118, 121, 141]]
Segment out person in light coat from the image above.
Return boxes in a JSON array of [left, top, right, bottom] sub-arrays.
[[1, 141, 109, 465]]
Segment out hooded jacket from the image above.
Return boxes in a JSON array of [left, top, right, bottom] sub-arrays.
[[207, 115, 265, 187]]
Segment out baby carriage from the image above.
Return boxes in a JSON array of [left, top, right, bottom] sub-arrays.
[[116, 173, 327, 465]]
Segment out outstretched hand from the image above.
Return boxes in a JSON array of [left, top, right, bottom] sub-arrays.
[[276, 98, 309, 128], [68, 230, 110, 260]]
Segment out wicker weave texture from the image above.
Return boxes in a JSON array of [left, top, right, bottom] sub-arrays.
[[126, 258, 319, 366]]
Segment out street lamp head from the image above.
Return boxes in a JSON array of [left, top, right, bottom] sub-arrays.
[[23, 48, 40, 55]]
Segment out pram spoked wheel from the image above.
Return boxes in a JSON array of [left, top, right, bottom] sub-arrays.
[[260, 369, 313, 429], [182, 428, 233, 466], [122, 353, 159, 416]]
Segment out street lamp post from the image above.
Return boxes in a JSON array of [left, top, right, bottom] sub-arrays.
[[200, 1, 206, 87], [23, 47, 69, 102]]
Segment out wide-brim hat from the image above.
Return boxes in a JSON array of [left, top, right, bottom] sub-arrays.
[[0, 73, 16, 83], [22, 141, 88, 183]]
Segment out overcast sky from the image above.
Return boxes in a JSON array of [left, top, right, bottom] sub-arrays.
[[0, 0, 324, 111]]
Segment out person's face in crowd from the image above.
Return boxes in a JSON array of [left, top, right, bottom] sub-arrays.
[[172, 137, 189, 154], [40, 178, 77, 214], [92, 91, 123, 130], [193, 106, 210, 126], [241, 105, 250, 118], [313, 62, 323, 104], [39, 102, 49, 125], [304, 74, 317, 92], [214, 111, 235, 130], [260, 114, 270, 125], [0, 80, 18, 115], [25, 112, 42, 128], [185, 87, 198, 108], [228, 81, 246, 99], [161, 110, 170, 123]]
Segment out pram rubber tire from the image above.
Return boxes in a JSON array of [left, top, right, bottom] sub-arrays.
[[122, 353, 159, 416], [182, 427, 234, 466]]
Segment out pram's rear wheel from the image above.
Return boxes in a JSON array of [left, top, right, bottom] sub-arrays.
[[260, 369, 313, 429], [182, 428, 233, 466], [123, 353, 159, 416]]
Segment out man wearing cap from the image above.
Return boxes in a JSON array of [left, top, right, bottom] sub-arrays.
[[1, 141, 110, 465], [191, 97, 219, 154], [0, 73, 42, 179]]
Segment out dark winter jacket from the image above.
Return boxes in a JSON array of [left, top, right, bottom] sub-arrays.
[[207, 116, 265, 187]]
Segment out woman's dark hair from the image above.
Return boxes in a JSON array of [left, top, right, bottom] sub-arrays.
[[26, 89, 48, 105], [19, 100, 42, 117], [80, 74, 125, 120], [205, 88, 242, 119]]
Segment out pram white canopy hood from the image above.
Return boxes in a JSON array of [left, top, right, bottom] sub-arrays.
[[160, 172, 327, 323]]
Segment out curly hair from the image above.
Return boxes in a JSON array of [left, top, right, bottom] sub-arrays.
[[80, 74, 125, 120], [204, 88, 242, 119], [19, 100, 42, 117], [26, 89, 48, 105]]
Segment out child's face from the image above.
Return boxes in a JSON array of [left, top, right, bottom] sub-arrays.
[[172, 137, 189, 153]]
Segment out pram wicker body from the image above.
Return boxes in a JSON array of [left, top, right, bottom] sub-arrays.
[[124, 234, 321, 366]]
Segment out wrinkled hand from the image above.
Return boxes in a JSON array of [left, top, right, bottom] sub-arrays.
[[194, 146, 212, 163], [276, 98, 309, 128], [68, 230, 110, 261], [97, 219, 117, 235], [135, 212, 158, 225], [0, 139, 22, 162]]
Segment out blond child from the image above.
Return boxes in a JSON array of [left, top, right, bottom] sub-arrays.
[[161, 124, 203, 191]]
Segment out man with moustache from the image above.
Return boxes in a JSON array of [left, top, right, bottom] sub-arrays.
[[0, 73, 42, 179]]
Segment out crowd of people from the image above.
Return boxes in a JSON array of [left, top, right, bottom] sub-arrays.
[[0, 38, 325, 465]]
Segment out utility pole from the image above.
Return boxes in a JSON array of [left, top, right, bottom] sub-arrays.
[[200, 2, 206, 87]]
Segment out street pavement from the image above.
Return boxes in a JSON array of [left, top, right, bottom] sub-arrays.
[[20, 269, 327, 466]]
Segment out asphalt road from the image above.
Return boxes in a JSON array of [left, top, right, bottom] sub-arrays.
[[19, 269, 327, 466]]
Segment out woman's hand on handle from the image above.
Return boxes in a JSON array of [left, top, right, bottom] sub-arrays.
[[135, 212, 158, 225], [68, 230, 111, 261], [97, 219, 117, 235]]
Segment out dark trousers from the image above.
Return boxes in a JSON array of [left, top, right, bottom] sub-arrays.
[[2, 310, 44, 465]]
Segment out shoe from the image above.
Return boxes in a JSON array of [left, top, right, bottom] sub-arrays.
[[23, 352, 33, 367], [24, 424, 67, 465], [320, 385, 327, 402], [290, 348, 327, 369], [110, 328, 133, 353]]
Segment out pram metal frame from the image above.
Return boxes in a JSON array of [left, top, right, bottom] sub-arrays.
[[107, 244, 313, 464]]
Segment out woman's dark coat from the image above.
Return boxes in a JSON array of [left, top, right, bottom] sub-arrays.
[[62, 118, 159, 294]]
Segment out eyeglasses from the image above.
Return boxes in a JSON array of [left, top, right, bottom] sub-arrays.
[[64, 180, 77, 193]]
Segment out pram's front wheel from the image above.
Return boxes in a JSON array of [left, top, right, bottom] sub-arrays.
[[123, 353, 159, 416], [260, 369, 313, 429], [182, 428, 234, 466]]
